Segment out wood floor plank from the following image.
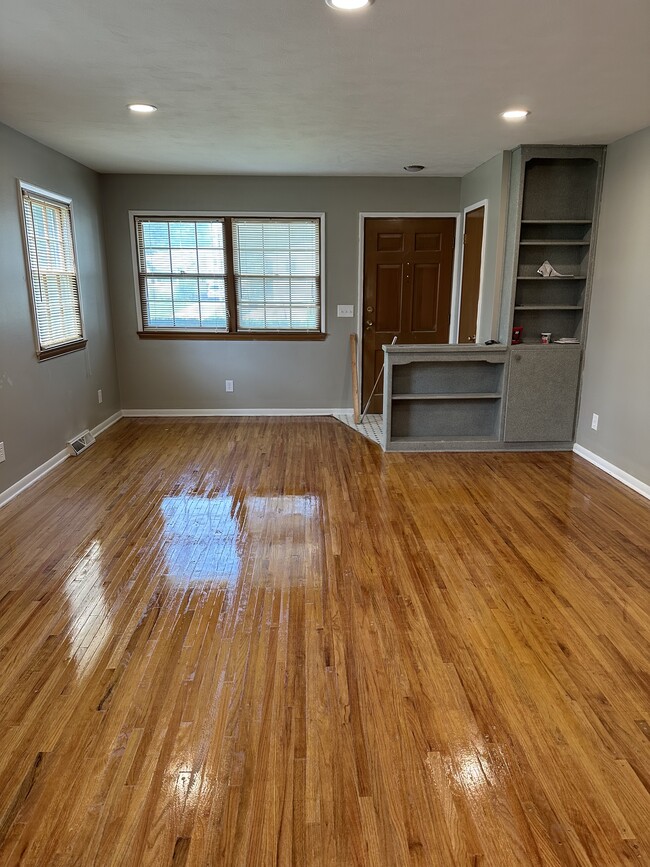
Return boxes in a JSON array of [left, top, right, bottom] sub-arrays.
[[0, 417, 648, 866]]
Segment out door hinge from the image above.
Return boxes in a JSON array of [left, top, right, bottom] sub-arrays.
[[463, 233, 468, 245]]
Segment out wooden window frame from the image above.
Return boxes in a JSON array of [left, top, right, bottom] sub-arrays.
[[130, 211, 326, 340], [18, 181, 87, 361]]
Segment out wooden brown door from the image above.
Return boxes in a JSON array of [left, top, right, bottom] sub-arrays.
[[362, 217, 456, 412], [457, 205, 485, 344]]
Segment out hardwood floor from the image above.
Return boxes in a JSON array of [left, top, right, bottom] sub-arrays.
[[0, 417, 648, 866]]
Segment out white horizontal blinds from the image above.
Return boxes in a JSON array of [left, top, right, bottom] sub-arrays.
[[21, 189, 83, 350], [232, 219, 321, 331], [135, 218, 228, 330]]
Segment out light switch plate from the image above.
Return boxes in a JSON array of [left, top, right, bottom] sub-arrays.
[[337, 305, 354, 318], [0, 442, 5, 463]]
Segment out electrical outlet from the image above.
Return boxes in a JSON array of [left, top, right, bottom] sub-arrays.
[[337, 304, 354, 318], [225, 380, 234, 393], [97, 389, 103, 404], [0, 442, 5, 463], [591, 413, 599, 431]]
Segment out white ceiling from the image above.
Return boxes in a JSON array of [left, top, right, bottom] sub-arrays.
[[1, 0, 649, 176]]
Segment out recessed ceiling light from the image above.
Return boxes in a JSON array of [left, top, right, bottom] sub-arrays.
[[404, 165, 425, 172], [501, 109, 530, 120], [128, 103, 157, 113], [325, 0, 374, 10]]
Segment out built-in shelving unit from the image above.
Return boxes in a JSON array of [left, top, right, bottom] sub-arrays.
[[379, 145, 606, 454], [505, 152, 603, 345], [382, 347, 509, 451], [498, 144, 606, 446]]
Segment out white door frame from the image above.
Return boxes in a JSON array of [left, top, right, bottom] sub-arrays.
[[455, 199, 489, 344], [356, 212, 462, 401]]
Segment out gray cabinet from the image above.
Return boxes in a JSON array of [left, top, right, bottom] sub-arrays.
[[504, 347, 581, 442], [382, 346, 507, 451]]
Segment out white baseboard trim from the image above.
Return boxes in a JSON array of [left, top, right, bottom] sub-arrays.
[[0, 409, 125, 511], [0, 449, 69, 510], [573, 444, 650, 502], [121, 408, 353, 418], [91, 409, 124, 438]]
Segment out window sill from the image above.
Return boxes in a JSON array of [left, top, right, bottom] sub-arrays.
[[37, 339, 88, 361], [137, 331, 327, 342]]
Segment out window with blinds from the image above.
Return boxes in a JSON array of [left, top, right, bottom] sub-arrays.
[[20, 184, 85, 359], [134, 218, 229, 331], [132, 214, 323, 337], [232, 219, 321, 332]]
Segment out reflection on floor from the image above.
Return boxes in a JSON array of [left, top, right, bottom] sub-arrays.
[[0, 417, 649, 865], [334, 412, 382, 445]]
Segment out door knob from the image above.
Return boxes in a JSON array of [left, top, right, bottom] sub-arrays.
[[467, 335, 476, 342], [366, 320, 374, 329]]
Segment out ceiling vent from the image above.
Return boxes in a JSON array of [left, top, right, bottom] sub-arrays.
[[67, 429, 96, 457]]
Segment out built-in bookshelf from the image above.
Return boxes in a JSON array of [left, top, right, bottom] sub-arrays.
[[497, 145, 606, 446], [508, 155, 602, 344], [382, 347, 508, 450]]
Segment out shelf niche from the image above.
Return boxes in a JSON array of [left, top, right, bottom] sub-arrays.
[[391, 399, 501, 441], [387, 357, 506, 445], [392, 360, 504, 396], [521, 158, 599, 222]]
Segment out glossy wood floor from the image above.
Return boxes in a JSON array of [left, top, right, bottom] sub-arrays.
[[0, 418, 648, 866]]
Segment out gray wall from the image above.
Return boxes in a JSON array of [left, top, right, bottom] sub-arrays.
[[100, 174, 460, 410], [576, 125, 650, 485], [458, 152, 510, 343], [0, 123, 120, 496]]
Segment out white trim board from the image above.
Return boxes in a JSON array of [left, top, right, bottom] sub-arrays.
[[122, 408, 353, 418], [455, 199, 489, 344], [0, 410, 124, 511], [573, 444, 650, 502], [90, 410, 124, 438]]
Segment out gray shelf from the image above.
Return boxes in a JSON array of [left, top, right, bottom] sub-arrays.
[[521, 219, 592, 225], [392, 392, 501, 400], [514, 305, 583, 311], [517, 339, 581, 346], [391, 435, 500, 445], [516, 276, 586, 280], [519, 240, 591, 246]]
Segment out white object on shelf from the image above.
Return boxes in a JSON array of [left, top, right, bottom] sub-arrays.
[[537, 259, 574, 278]]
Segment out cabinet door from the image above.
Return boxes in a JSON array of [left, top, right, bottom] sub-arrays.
[[504, 348, 581, 442]]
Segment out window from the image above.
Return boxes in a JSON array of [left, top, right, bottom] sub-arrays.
[[232, 219, 320, 331], [19, 183, 86, 360], [135, 218, 229, 331], [133, 214, 323, 338]]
